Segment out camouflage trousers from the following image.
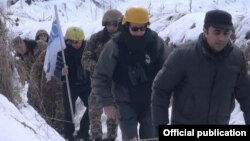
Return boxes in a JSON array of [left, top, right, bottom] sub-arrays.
[[88, 92, 118, 139], [27, 83, 64, 135]]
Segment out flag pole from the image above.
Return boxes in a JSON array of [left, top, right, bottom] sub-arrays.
[[54, 5, 75, 130]]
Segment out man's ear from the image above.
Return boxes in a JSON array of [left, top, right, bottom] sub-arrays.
[[203, 27, 206, 33], [203, 27, 208, 36]]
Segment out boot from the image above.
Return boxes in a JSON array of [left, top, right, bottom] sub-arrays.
[[103, 138, 115, 141], [93, 137, 102, 141], [65, 135, 74, 141]]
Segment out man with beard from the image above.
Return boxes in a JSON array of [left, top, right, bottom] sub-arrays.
[[91, 6, 169, 140]]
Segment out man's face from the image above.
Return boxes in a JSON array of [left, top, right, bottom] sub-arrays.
[[15, 40, 27, 55], [67, 40, 82, 49], [106, 22, 119, 34], [38, 33, 48, 42], [129, 23, 147, 37], [203, 26, 232, 52]]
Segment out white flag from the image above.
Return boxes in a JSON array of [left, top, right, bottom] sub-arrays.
[[43, 5, 66, 81]]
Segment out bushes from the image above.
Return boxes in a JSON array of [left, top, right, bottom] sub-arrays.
[[0, 11, 21, 105]]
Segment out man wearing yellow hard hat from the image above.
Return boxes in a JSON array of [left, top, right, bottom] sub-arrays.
[[91, 6, 170, 140], [59, 26, 91, 141]]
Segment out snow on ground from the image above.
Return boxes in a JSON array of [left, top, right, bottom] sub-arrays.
[[0, 94, 64, 141], [1, 0, 249, 140]]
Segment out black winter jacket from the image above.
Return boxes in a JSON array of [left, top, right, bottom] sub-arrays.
[[92, 28, 169, 110], [152, 34, 250, 125], [57, 41, 90, 87]]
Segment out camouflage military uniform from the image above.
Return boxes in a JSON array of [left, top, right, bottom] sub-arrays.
[[13, 38, 46, 85], [35, 29, 49, 42], [82, 9, 122, 140], [82, 29, 118, 140], [14, 38, 63, 129], [29, 50, 64, 134], [19, 40, 46, 106], [15, 58, 29, 85]]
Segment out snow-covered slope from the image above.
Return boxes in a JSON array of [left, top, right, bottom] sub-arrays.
[[7, 0, 250, 47], [1, 0, 249, 140], [0, 94, 64, 141]]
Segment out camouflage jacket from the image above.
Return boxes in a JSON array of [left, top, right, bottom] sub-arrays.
[[29, 50, 62, 98], [15, 40, 46, 84], [82, 28, 113, 75]]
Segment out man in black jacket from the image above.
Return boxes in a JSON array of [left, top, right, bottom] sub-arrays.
[[58, 26, 91, 141], [152, 10, 250, 130], [91, 6, 169, 140]]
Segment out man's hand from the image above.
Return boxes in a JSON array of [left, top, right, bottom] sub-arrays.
[[61, 66, 68, 76], [103, 105, 116, 119]]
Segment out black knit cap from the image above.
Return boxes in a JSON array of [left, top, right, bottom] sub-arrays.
[[204, 10, 233, 29]]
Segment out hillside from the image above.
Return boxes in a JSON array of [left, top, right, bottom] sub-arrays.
[[0, 0, 249, 141]]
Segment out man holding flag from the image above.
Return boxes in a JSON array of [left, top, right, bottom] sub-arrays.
[[44, 6, 91, 141], [59, 26, 91, 141]]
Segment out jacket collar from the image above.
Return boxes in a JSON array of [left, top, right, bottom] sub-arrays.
[[198, 33, 233, 62]]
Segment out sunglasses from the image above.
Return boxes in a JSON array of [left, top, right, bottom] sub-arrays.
[[107, 22, 118, 27], [129, 26, 147, 32], [68, 40, 81, 45]]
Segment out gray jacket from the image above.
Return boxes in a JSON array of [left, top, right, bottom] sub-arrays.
[[152, 34, 250, 125], [91, 29, 170, 108]]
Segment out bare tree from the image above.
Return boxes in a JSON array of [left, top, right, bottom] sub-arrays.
[[148, 0, 152, 15], [189, 0, 192, 12]]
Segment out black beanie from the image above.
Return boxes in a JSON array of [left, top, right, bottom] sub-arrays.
[[204, 10, 233, 29]]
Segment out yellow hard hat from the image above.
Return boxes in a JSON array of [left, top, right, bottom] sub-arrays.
[[65, 26, 85, 41], [122, 6, 149, 24]]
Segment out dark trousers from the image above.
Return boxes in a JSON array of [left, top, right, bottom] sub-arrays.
[[117, 102, 154, 140], [63, 82, 91, 140]]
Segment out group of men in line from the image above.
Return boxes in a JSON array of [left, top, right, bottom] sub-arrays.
[[12, 5, 250, 141]]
